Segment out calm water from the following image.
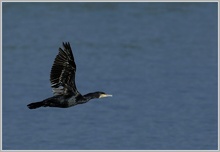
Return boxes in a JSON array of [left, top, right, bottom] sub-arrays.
[[2, 2, 218, 150]]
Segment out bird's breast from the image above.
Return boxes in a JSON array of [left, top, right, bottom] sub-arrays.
[[67, 96, 77, 107]]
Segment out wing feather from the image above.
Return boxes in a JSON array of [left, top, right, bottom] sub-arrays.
[[50, 42, 79, 96]]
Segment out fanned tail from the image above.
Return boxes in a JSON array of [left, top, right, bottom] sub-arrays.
[[27, 97, 60, 109], [27, 101, 46, 109]]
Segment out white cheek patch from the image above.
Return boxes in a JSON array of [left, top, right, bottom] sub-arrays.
[[99, 94, 113, 98]]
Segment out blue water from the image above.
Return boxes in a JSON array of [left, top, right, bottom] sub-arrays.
[[2, 2, 218, 150]]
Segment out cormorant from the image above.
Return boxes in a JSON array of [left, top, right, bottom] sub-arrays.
[[27, 42, 112, 109]]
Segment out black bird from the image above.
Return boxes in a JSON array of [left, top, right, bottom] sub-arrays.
[[27, 42, 112, 109]]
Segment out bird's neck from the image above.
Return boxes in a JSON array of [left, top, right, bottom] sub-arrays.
[[83, 92, 99, 101]]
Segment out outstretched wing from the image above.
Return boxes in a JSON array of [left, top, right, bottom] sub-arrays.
[[50, 42, 79, 96]]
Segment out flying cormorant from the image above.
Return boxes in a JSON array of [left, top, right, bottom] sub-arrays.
[[27, 42, 112, 109]]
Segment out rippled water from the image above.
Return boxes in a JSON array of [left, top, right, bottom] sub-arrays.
[[2, 2, 218, 150]]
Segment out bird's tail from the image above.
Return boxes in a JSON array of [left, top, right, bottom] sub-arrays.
[[27, 101, 47, 109]]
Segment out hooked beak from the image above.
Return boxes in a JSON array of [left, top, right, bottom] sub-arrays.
[[99, 94, 113, 98]]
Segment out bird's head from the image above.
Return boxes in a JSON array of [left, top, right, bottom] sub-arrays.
[[96, 92, 113, 98], [84, 91, 112, 100]]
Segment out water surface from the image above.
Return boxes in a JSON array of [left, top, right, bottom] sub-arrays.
[[2, 2, 218, 150]]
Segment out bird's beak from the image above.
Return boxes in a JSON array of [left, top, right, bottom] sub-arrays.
[[99, 94, 113, 98]]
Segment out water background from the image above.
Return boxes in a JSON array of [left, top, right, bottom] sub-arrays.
[[2, 2, 218, 150]]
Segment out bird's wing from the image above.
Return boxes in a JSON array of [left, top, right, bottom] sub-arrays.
[[50, 42, 79, 96]]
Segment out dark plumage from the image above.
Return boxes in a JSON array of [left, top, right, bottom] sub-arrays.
[[27, 42, 112, 109]]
